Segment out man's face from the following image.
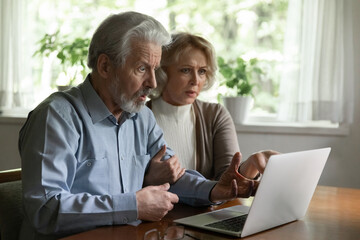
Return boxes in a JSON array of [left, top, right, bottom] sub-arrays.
[[108, 41, 162, 113]]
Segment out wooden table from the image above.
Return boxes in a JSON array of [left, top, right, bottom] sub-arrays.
[[61, 186, 360, 240]]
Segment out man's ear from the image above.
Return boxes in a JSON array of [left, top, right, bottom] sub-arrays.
[[97, 54, 113, 78]]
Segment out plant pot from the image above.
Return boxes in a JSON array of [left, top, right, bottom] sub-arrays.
[[222, 96, 253, 124]]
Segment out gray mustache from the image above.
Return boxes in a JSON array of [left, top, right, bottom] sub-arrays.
[[138, 87, 152, 97]]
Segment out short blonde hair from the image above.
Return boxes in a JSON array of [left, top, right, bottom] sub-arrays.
[[150, 32, 217, 99]]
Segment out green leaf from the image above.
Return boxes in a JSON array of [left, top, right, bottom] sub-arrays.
[[57, 52, 66, 63], [226, 79, 236, 88], [249, 58, 258, 66], [217, 56, 263, 96], [34, 29, 90, 86], [238, 82, 253, 95]]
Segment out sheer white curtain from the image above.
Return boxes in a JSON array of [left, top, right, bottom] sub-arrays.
[[278, 0, 354, 124], [0, 0, 33, 112]]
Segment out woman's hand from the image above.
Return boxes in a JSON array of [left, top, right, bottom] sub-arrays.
[[143, 145, 186, 186], [239, 150, 280, 179], [210, 152, 256, 202]]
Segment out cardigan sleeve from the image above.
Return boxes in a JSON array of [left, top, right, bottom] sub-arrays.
[[194, 100, 240, 180], [211, 104, 240, 180]]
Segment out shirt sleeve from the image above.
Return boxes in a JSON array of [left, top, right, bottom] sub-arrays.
[[19, 104, 138, 236]]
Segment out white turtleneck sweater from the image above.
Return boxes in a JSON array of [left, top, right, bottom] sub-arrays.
[[151, 97, 196, 170]]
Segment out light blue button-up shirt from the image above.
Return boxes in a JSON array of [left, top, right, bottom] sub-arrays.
[[18, 76, 217, 240]]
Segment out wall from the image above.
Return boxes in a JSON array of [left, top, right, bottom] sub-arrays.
[[237, 127, 360, 189], [0, 118, 24, 170]]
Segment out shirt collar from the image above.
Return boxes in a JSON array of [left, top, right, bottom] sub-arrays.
[[79, 74, 138, 124]]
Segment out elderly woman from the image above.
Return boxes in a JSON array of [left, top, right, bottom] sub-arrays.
[[145, 32, 277, 185]]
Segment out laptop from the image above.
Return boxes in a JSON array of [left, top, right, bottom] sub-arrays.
[[174, 147, 331, 238]]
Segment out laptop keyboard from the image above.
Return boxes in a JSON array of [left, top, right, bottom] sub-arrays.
[[205, 214, 248, 232]]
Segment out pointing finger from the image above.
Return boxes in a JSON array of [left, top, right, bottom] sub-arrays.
[[230, 152, 242, 171]]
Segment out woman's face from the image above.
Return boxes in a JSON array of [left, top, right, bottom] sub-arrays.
[[162, 47, 208, 106]]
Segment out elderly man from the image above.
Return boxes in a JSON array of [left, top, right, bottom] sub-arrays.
[[19, 11, 273, 240]]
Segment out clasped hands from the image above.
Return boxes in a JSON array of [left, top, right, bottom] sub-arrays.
[[137, 146, 279, 221]]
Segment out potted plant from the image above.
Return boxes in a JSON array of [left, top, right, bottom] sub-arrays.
[[34, 31, 90, 91], [217, 56, 262, 124]]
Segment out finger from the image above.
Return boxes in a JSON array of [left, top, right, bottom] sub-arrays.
[[155, 210, 167, 221], [178, 168, 186, 178], [172, 157, 183, 173], [157, 182, 170, 191], [172, 168, 185, 183], [153, 145, 167, 162], [168, 192, 179, 204], [165, 156, 177, 168], [258, 150, 280, 173], [256, 153, 267, 174], [236, 177, 254, 197], [167, 155, 180, 167], [264, 150, 281, 158], [249, 152, 267, 175], [230, 152, 242, 171], [231, 179, 238, 198], [172, 158, 182, 172]]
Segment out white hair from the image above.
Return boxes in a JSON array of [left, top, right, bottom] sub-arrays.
[[87, 11, 171, 71]]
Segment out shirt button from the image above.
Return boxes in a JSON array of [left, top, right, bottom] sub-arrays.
[[123, 217, 128, 224], [120, 156, 124, 161], [86, 162, 92, 167]]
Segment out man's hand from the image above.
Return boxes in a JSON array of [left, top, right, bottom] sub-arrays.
[[210, 152, 256, 202], [239, 150, 280, 179], [143, 145, 185, 186], [136, 183, 179, 221]]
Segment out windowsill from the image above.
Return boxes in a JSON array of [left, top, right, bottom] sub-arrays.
[[0, 115, 27, 125], [0, 109, 29, 125], [236, 121, 349, 136]]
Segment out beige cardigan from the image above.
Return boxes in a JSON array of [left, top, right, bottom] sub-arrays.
[[147, 99, 239, 180]]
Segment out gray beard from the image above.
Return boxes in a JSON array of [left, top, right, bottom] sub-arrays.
[[109, 76, 151, 113], [119, 90, 146, 113]]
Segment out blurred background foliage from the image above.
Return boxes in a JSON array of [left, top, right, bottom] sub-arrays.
[[29, 0, 288, 114]]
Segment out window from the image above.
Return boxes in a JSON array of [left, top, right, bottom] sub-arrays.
[[0, 0, 354, 126]]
